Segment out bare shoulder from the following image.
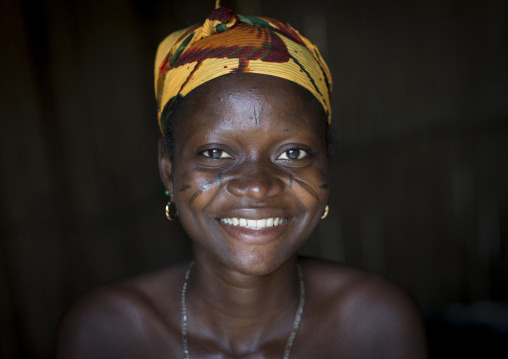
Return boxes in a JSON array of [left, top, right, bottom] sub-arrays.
[[55, 262, 189, 359], [299, 257, 429, 358], [300, 256, 421, 311]]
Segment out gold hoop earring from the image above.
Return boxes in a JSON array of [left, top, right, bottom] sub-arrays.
[[321, 205, 329, 219], [165, 192, 178, 221]]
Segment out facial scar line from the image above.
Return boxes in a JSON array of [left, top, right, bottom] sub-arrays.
[[254, 106, 259, 127], [179, 184, 192, 192], [188, 174, 222, 205], [288, 174, 293, 188], [292, 176, 319, 202]]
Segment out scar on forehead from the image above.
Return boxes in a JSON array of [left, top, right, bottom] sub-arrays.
[[319, 183, 329, 190], [292, 176, 319, 202], [188, 174, 222, 205], [254, 106, 259, 126], [179, 184, 192, 192]]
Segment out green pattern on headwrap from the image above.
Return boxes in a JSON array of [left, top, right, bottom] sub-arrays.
[[216, 23, 229, 33], [171, 32, 195, 66], [237, 14, 272, 28]]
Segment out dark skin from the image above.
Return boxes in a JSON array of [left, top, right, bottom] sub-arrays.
[[56, 74, 428, 358]]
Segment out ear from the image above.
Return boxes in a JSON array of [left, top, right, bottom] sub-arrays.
[[158, 139, 174, 194]]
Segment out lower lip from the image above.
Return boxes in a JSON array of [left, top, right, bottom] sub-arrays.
[[217, 219, 290, 245]]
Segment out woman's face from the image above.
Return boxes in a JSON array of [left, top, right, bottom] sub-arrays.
[[160, 74, 329, 275]]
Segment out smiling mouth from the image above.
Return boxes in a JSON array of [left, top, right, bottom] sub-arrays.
[[219, 217, 289, 230]]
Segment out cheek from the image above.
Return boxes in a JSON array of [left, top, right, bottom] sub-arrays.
[[173, 169, 223, 212], [290, 165, 329, 203]]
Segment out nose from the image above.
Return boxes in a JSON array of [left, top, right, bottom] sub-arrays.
[[226, 161, 285, 200]]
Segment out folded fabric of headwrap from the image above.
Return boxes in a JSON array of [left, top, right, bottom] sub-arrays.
[[154, 6, 333, 133]]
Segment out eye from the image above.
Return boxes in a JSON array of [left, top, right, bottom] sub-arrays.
[[201, 149, 233, 159], [277, 148, 309, 160]]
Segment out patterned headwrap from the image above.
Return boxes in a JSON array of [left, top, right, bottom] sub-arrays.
[[154, 4, 333, 133]]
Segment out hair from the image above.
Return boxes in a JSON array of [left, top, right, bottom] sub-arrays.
[[161, 95, 188, 161]]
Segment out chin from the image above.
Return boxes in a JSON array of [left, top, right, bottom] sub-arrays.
[[224, 248, 296, 277]]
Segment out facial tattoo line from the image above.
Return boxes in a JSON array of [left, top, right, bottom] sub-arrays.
[[188, 174, 222, 205]]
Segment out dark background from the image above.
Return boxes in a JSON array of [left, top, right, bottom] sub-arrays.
[[1, 0, 507, 358]]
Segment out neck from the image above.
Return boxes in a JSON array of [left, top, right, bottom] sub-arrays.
[[184, 253, 301, 353]]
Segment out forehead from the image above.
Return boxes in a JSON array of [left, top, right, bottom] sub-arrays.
[[175, 73, 326, 134]]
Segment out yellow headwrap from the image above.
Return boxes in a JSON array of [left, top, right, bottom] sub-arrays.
[[154, 6, 332, 133]]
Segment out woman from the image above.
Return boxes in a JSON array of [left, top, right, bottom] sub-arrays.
[[56, 3, 428, 358]]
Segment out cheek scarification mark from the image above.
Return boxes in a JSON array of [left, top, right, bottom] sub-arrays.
[[179, 184, 192, 192], [188, 174, 223, 205], [288, 174, 293, 189], [319, 183, 329, 190], [218, 173, 223, 189], [293, 176, 319, 202], [189, 179, 215, 205]]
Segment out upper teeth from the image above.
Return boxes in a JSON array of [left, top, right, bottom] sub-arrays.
[[220, 217, 287, 230]]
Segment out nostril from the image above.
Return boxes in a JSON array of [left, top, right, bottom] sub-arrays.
[[226, 175, 285, 200]]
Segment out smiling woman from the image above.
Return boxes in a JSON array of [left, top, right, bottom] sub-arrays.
[[163, 74, 329, 277], [55, 2, 428, 359]]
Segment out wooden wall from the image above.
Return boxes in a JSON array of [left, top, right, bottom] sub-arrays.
[[1, 0, 507, 357]]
